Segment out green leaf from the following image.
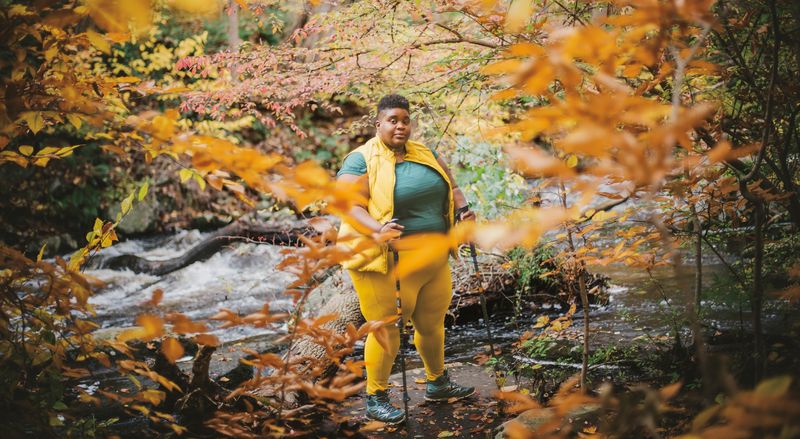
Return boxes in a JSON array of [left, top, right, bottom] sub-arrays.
[[755, 375, 792, 397], [121, 193, 134, 215], [138, 182, 149, 201], [52, 401, 68, 411], [179, 168, 193, 183]]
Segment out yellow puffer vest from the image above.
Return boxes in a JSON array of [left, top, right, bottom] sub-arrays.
[[337, 135, 455, 274]]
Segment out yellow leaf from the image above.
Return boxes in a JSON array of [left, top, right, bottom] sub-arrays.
[[44, 45, 59, 62], [168, 0, 222, 17], [56, 146, 78, 157], [395, 234, 452, 278], [19, 112, 45, 134], [193, 174, 206, 190], [533, 315, 549, 328], [93, 218, 104, 232], [505, 0, 534, 32], [161, 337, 184, 363], [566, 155, 578, 168], [137, 314, 164, 340], [121, 193, 134, 215], [86, 0, 154, 38], [19, 145, 33, 156], [179, 168, 192, 183], [106, 32, 131, 43], [105, 76, 141, 84], [755, 375, 792, 397], [101, 229, 117, 248], [86, 30, 111, 54], [138, 182, 149, 201], [37, 243, 47, 262]]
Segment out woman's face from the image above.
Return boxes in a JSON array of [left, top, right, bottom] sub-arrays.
[[376, 107, 411, 149]]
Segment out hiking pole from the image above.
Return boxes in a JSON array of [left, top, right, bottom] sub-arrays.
[[456, 205, 507, 421], [455, 206, 498, 360], [392, 248, 411, 426], [469, 242, 497, 359]]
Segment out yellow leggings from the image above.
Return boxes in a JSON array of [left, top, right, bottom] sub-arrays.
[[348, 247, 452, 395]]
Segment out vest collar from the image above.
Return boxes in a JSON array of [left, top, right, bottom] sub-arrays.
[[373, 135, 428, 163]]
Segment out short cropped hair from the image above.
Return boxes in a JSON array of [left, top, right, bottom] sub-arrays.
[[377, 94, 410, 115]]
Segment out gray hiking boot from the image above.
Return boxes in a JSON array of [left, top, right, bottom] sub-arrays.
[[425, 370, 475, 402], [366, 390, 406, 425]]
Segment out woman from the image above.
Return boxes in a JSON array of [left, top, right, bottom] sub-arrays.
[[336, 94, 476, 424]]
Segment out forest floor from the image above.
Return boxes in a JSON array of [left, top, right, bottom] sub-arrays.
[[341, 362, 505, 439]]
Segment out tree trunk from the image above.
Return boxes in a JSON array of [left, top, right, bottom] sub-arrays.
[[691, 205, 703, 313], [577, 269, 590, 390], [751, 201, 765, 382], [227, 1, 241, 51]]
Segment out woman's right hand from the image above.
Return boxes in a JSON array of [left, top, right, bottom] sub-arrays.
[[373, 219, 404, 241]]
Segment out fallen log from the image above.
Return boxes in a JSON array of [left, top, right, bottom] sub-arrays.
[[99, 216, 317, 276]]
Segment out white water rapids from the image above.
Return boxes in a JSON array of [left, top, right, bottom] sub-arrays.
[[84, 230, 297, 344]]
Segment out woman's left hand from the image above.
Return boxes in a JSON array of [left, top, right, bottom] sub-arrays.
[[453, 188, 476, 222], [457, 207, 476, 222]]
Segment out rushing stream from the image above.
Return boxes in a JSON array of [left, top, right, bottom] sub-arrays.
[[82, 229, 795, 375]]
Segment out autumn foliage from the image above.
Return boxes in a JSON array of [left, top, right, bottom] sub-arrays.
[[1, 0, 799, 437]]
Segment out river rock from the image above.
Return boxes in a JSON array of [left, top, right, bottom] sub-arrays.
[[111, 196, 159, 234]]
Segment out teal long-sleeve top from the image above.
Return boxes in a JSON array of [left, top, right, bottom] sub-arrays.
[[336, 150, 449, 235]]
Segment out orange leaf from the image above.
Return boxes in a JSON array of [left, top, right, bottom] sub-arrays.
[[142, 288, 163, 306], [161, 337, 184, 363], [194, 334, 220, 347]]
